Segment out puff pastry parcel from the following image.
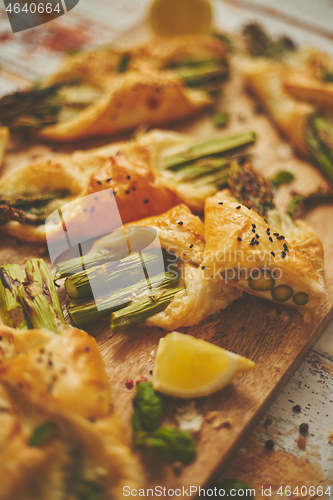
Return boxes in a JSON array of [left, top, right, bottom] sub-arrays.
[[202, 190, 327, 310], [0, 324, 142, 499], [0, 35, 227, 141]]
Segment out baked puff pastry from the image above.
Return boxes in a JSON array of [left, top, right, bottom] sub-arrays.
[[0, 325, 142, 499], [88, 204, 242, 332], [0, 140, 181, 243], [0, 35, 228, 141], [242, 58, 314, 156], [202, 190, 327, 311]]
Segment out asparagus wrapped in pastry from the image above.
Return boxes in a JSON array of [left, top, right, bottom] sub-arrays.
[[0, 324, 142, 499], [61, 204, 241, 333], [241, 23, 333, 185], [0, 129, 255, 243], [202, 189, 327, 311], [0, 35, 228, 141]]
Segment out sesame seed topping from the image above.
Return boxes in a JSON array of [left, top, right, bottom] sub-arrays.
[[249, 241, 255, 246], [125, 190, 130, 194], [266, 228, 270, 235], [144, 199, 149, 203], [107, 178, 112, 182], [189, 244, 193, 248], [252, 228, 255, 233], [178, 221, 183, 225], [132, 187, 136, 191], [252, 224, 256, 228], [256, 234, 259, 238], [269, 237, 273, 242], [201, 266, 206, 270], [237, 237, 242, 241], [251, 237, 256, 243], [218, 202, 223, 205], [247, 206, 251, 210], [271, 251, 275, 257], [281, 251, 286, 258], [97, 180, 102, 185], [277, 235, 285, 240], [255, 240, 259, 245], [127, 175, 131, 180], [236, 205, 241, 209], [83, 208, 87, 213], [273, 233, 279, 237], [90, 207, 95, 213]]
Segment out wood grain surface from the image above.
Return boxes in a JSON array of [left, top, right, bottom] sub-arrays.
[[1, 21, 333, 497]]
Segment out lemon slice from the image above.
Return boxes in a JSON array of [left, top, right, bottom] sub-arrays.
[[149, 0, 212, 36], [153, 331, 255, 398]]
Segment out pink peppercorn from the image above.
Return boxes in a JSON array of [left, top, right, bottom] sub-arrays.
[[125, 379, 134, 390]]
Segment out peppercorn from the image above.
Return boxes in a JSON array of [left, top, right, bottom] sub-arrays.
[[265, 439, 274, 450], [125, 379, 134, 390], [299, 422, 309, 434]]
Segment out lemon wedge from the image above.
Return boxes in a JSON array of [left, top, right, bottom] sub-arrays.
[[153, 331, 255, 398], [149, 0, 212, 36]]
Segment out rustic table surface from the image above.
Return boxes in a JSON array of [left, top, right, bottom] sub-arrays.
[[0, 0, 332, 497]]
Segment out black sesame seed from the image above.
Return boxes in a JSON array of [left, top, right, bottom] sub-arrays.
[[236, 205, 241, 209], [0, 336, 2, 341], [132, 187, 136, 191], [178, 221, 183, 225], [265, 439, 274, 451], [127, 175, 131, 180], [218, 202, 223, 205], [97, 180, 102, 185], [94, 196, 98, 200], [201, 266, 206, 270], [252, 224, 256, 228], [255, 240, 259, 245], [271, 252, 275, 257], [83, 208, 87, 213], [281, 251, 286, 258], [277, 235, 285, 240], [237, 237, 242, 241], [144, 199, 149, 203], [252, 228, 256, 233], [266, 228, 270, 235], [125, 190, 130, 194], [256, 234, 259, 238], [269, 237, 273, 242], [189, 244, 193, 248], [251, 237, 255, 243], [247, 206, 251, 210], [90, 207, 95, 213], [273, 233, 279, 236], [249, 241, 255, 246], [107, 178, 112, 182]]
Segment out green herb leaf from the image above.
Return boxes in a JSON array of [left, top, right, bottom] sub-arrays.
[[322, 71, 333, 83], [118, 53, 130, 73], [270, 170, 295, 189], [136, 426, 196, 465], [133, 381, 164, 433], [213, 111, 229, 128], [28, 421, 58, 446]]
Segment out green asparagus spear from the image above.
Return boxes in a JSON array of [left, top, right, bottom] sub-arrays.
[[158, 131, 256, 171], [67, 271, 178, 328], [111, 285, 184, 334], [19, 259, 66, 333], [306, 114, 333, 185], [0, 264, 31, 329], [64, 250, 162, 300]]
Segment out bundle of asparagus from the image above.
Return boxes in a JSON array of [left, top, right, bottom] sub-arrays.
[[0, 259, 66, 334], [61, 248, 183, 333]]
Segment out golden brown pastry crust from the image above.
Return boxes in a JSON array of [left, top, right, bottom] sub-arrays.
[[38, 68, 211, 142], [202, 190, 327, 309], [0, 327, 112, 420], [284, 71, 333, 113], [242, 58, 314, 156]]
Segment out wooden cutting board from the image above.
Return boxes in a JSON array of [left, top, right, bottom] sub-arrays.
[[1, 23, 333, 497]]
